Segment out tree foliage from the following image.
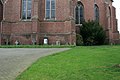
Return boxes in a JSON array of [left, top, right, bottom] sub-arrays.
[[80, 20, 106, 45], [76, 34, 83, 46]]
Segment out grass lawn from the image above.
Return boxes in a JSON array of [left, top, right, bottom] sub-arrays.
[[16, 46, 120, 80]]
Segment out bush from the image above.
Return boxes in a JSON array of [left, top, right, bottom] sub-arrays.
[[80, 20, 106, 46], [76, 34, 83, 46]]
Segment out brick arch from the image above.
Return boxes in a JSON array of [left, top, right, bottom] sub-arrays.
[[74, 0, 84, 6], [77, 1, 83, 5]]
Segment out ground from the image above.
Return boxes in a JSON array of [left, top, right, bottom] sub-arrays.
[[0, 48, 70, 80], [16, 46, 120, 80]]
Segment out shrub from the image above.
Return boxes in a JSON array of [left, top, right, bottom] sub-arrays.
[[80, 20, 106, 46], [76, 34, 83, 46]]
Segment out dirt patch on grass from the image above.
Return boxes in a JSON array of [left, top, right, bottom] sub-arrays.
[[113, 64, 120, 68]]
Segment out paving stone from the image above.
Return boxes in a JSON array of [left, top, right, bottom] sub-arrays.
[[0, 48, 70, 80]]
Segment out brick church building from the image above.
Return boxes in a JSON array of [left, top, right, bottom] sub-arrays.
[[0, 0, 119, 45]]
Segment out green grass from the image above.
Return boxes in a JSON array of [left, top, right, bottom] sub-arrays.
[[16, 46, 120, 80], [0, 45, 75, 48]]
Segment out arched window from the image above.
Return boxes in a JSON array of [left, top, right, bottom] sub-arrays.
[[109, 7, 111, 17], [108, 7, 111, 28], [45, 0, 55, 19], [94, 4, 99, 21], [0, 1, 3, 21], [0, 0, 2, 3], [22, 0, 32, 20], [75, 2, 84, 24]]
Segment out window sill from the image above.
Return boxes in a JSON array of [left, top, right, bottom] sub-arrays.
[[44, 18, 56, 21], [21, 19, 32, 22], [75, 24, 82, 26]]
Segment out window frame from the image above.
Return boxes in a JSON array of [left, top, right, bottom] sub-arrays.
[[0, 1, 3, 21], [21, 0, 32, 21], [45, 0, 56, 20], [75, 2, 84, 24], [94, 4, 99, 22]]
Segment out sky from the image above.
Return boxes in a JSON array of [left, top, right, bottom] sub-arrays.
[[113, 0, 120, 32]]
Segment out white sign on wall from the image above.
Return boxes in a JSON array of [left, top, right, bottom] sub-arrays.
[[44, 38, 48, 45]]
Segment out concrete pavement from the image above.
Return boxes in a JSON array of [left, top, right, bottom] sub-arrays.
[[0, 48, 70, 80]]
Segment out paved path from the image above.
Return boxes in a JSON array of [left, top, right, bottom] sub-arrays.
[[0, 48, 70, 80]]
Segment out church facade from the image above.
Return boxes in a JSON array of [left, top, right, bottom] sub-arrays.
[[0, 0, 119, 45]]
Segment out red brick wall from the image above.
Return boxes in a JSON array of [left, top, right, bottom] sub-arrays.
[[39, 20, 76, 45], [73, 0, 119, 44], [1, 0, 40, 45], [39, 0, 72, 21], [40, 22, 67, 33], [39, 0, 76, 45], [0, 0, 119, 45], [2, 22, 12, 34], [11, 22, 33, 33], [78, 0, 109, 30], [112, 7, 118, 32]]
